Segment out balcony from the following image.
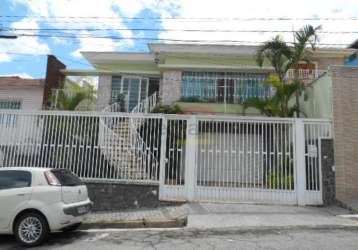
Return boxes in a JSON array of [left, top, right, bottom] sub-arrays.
[[285, 69, 327, 84]]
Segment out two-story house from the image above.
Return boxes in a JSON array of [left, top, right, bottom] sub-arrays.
[[64, 43, 354, 115]]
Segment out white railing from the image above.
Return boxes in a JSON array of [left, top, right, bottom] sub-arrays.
[[99, 92, 159, 180], [285, 69, 326, 82], [129, 92, 159, 176], [131, 93, 158, 114]]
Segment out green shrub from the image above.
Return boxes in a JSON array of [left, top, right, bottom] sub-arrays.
[[151, 104, 182, 114], [268, 171, 294, 190], [180, 96, 204, 103]]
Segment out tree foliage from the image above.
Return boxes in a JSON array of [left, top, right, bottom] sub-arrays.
[[245, 25, 321, 117], [243, 75, 301, 117], [50, 79, 96, 111]]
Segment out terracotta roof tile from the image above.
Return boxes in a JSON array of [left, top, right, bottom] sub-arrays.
[[0, 76, 44, 88]]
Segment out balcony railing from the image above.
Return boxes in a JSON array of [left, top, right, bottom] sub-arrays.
[[285, 69, 326, 82]]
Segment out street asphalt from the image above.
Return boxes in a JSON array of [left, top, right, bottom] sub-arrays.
[[1, 227, 358, 250]]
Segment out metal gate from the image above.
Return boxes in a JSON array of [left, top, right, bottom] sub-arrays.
[[159, 115, 332, 205], [0, 110, 331, 205]]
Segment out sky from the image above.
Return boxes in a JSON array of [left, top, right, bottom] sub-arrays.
[[0, 0, 357, 79]]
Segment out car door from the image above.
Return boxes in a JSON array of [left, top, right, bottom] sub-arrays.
[[0, 170, 32, 230]]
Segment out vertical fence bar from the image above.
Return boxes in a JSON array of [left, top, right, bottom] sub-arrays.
[[295, 119, 306, 205], [185, 116, 197, 201], [159, 116, 167, 197]]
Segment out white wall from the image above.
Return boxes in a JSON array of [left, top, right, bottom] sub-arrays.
[[0, 87, 44, 150], [0, 86, 44, 110]]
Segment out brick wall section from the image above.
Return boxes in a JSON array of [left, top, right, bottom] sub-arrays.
[[331, 66, 358, 210], [321, 139, 335, 205], [96, 75, 112, 111], [161, 70, 182, 105], [85, 181, 159, 211]]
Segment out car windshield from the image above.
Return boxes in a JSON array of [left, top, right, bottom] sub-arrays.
[[51, 169, 82, 186]]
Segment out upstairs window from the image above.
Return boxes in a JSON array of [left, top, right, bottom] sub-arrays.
[[181, 72, 269, 104]]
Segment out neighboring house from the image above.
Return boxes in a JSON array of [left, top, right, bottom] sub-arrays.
[[0, 77, 45, 111], [0, 55, 65, 166], [0, 55, 66, 111], [63, 43, 355, 115], [0, 77, 45, 165]]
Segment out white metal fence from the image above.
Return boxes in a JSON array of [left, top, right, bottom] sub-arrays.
[[158, 115, 332, 205], [0, 111, 162, 183], [0, 110, 332, 205]]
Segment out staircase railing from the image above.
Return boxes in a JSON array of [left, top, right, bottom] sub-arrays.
[[99, 92, 159, 181], [129, 92, 159, 179], [131, 93, 157, 114], [99, 102, 129, 177]]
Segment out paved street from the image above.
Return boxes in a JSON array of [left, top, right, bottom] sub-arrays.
[[1, 227, 358, 250]]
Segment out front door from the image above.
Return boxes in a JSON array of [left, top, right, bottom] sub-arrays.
[[121, 77, 148, 112]]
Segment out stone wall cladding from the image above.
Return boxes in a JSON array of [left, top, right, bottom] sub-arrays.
[[85, 181, 159, 211], [321, 139, 335, 205], [161, 70, 182, 105], [96, 75, 112, 111], [331, 66, 358, 210]]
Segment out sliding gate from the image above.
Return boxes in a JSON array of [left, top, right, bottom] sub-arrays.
[[159, 115, 332, 205]]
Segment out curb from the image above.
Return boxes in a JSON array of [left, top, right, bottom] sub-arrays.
[[186, 224, 358, 232], [80, 217, 187, 230]]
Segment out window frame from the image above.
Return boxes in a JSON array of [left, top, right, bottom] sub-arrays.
[[0, 170, 32, 190], [0, 99, 22, 110], [181, 71, 269, 103]]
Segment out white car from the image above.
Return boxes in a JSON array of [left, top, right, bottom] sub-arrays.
[[0, 167, 93, 247]]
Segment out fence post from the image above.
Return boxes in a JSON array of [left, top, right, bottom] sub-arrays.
[[159, 116, 167, 199], [185, 115, 197, 201], [295, 118, 306, 205]]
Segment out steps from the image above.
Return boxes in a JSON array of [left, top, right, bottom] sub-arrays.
[[100, 92, 159, 181]]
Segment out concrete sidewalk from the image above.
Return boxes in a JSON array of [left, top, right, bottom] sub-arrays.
[[82, 203, 358, 229], [185, 203, 358, 229]]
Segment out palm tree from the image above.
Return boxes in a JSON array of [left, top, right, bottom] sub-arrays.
[[243, 75, 301, 117], [289, 25, 321, 116], [255, 35, 292, 82], [249, 24, 321, 117], [51, 80, 96, 111]]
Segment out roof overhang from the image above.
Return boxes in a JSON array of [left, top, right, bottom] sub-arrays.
[[310, 48, 356, 58], [81, 51, 155, 67], [157, 64, 273, 72], [148, 43, 258, 56], [61, 69, 160, 77]]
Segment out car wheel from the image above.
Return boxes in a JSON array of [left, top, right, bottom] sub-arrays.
[[14, 212, 49, 247], [62, 223, 82, 232]]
